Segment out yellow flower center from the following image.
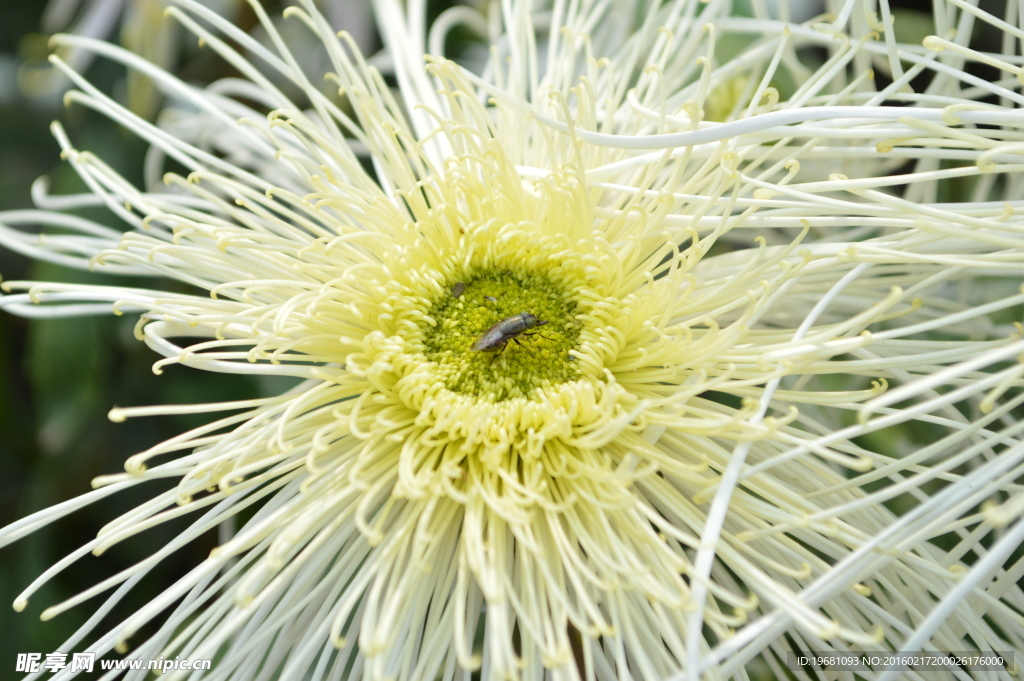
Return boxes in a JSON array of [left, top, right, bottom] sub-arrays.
[[423, 269, 582, 401]]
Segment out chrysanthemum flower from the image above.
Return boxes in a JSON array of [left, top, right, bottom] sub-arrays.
[[2, 0, 1024, 678]]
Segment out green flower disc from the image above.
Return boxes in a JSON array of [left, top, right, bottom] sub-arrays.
[[423, 270, 582, 401]]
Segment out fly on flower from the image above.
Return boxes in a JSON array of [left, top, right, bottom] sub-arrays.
[[2, 0, 1024, 677], [471, 311, 550, 354]]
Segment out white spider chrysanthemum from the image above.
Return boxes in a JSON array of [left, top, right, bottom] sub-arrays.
[[2, 0, 1024, 679]]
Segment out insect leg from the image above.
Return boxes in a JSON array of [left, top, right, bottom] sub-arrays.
[[490, 340, 508, 363]]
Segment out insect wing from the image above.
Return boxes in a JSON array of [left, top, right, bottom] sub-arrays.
[[471, 324, 506, 351], [471, 312, 546, 352]]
